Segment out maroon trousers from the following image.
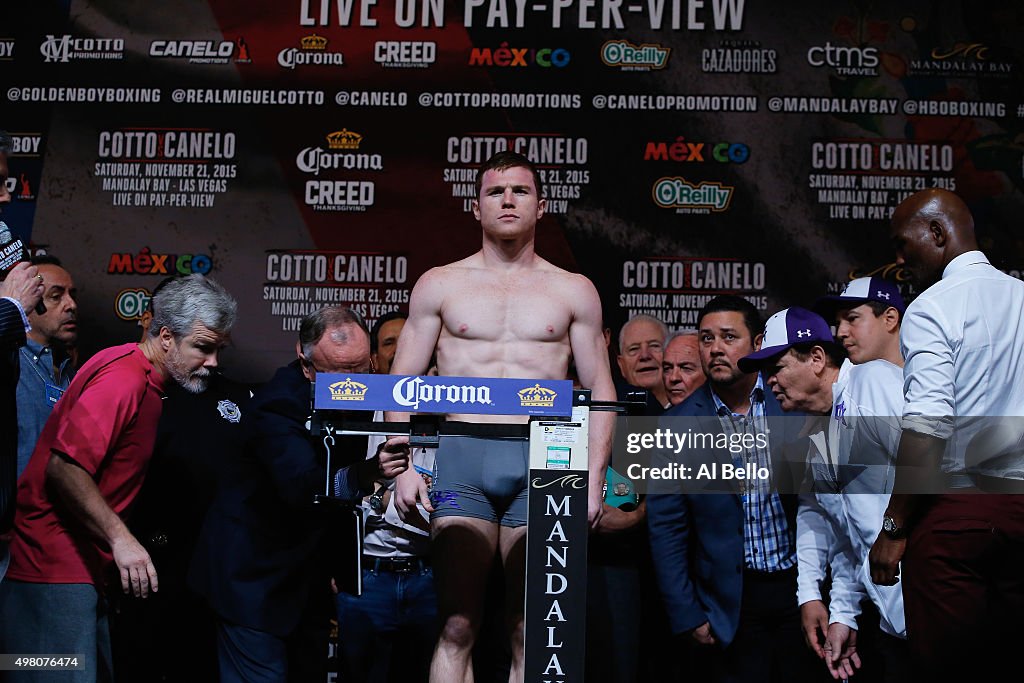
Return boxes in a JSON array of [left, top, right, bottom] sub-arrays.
[[903, 494, 1024, 682]]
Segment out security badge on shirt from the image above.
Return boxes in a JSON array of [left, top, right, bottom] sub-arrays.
[[45, 382, 65, 405]]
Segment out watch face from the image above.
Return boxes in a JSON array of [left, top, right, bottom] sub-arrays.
[[883, 517, 896, 532], [369, 495, 383, 513]]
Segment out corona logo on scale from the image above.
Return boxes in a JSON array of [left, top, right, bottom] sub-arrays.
[[518, 384, 558, 408]]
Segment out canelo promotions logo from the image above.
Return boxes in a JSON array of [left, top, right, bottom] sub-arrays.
[[149, 38, 250, 64], [14, 174, 34, 202]]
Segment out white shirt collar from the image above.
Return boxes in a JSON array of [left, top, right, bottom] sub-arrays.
[[942, 250, 989, 280]]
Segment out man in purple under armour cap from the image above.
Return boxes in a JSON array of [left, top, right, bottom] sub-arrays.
[[738, 307, 847, 413], [812, 277, 904, 367], [739, 306, 910, 681]]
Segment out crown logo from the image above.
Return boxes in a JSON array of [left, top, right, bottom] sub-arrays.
[[329, 377, 368, 401], [326, 129, 362, 150], [518, 384, 558, 407], [301, 34, 328, 50]]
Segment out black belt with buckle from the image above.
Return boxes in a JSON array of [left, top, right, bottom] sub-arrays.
[[364, 556, 430, 573]]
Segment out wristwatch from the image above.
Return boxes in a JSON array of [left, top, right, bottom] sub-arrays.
[[882, 515, 905, 540], [368, 484, 387, 514]]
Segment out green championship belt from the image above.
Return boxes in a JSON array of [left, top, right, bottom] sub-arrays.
[[603, 466, 639, 511]]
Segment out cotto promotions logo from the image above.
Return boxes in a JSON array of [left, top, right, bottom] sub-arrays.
[[653, 177, 734, 213], [40, 35, 123, 63], [296, 129, 384, 176], [328, 377, 369, 401], [601, 40, 670, 71], [278, 34, 344, 69], [468, 43, 570, 68]]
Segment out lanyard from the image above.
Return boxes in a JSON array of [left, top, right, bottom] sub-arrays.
[[19, 346, 68, 402]]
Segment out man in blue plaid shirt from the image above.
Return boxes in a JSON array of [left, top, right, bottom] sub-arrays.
[[648, 295, 821, 682]]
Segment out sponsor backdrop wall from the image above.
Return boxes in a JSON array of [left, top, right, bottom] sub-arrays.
[[5, 0, 1024, 381]]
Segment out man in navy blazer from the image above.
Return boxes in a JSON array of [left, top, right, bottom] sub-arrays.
[[647, 296, 819, 682], [189, 306, 410, 683]]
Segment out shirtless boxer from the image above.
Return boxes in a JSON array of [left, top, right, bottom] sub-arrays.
[[390, 151, 615, 682]]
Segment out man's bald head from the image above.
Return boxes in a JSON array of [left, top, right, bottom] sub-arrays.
[[890, 189, 979, 288]]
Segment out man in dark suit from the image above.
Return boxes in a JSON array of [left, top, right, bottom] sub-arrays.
[[189, 306, 410, 683], [0, 128, 45, 581], [647, 295, 817, 683]]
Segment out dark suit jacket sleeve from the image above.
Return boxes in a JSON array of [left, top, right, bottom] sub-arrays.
[[249, 392, 329, 510], [0, 298, 26, 531], [0, 298, 26, 351], [648, 386, 726, 636], [248, 373, 367, 509], [647, 405, 708, 635], [647, 492, 707, 635]]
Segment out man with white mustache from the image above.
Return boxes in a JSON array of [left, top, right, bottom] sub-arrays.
[[0, 274, 237, 682]]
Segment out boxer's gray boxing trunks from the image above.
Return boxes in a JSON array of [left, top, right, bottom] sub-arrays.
[[429, 435, 529, 528]]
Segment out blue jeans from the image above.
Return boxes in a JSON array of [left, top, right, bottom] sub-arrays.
[[0, 581, 112, 683], [335, 564, 438, 682]]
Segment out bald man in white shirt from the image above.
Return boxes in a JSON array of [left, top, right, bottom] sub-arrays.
[[869, 189, 1024, 682]]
